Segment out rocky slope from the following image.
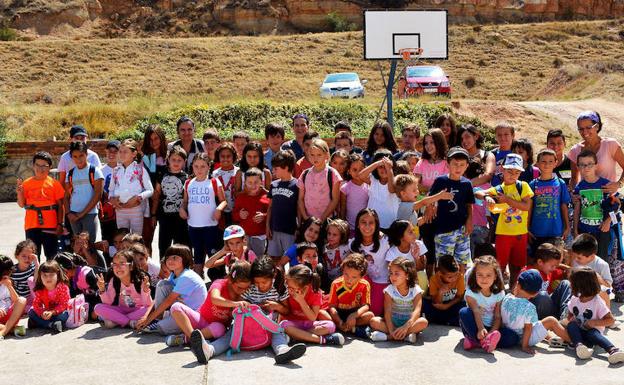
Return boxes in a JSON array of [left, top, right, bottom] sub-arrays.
[[1, 1, 623, 37]]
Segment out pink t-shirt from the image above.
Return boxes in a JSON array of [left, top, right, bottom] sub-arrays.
[[567, 295, 611, 334], [298, 166, 342, 219], [568, 138, 621, 182], [199, 279, 233, 324], [472, 183, 491, 227], [340, 181, 369, 230], [100, 279, 153, 308], [413, 159, 449, 189]]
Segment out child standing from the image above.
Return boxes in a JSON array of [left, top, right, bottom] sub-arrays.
[[0, 256, 27, 339], [234, 142, 272, 193], [11, 240, 39, 309], [141, 125, 168, 246], [429, 147, 475, 273], [349, 209, 391, 315], [328, 253, 374, 337], [293, 131, 319, 178], [263, 123, 285, 172], [212, 143, 239, 226], [94, 250, 152, 328], [152, 146, 190, 259], [323, 219, 351, 283], [180, 153, 227, 277], [298, 138, 342, 222], [330, 150, 349, 180], [357, 149, 399, 230], [547, 129, 578, 189], [476, 153, 534, 288], [202, 129, 221, 165], [28, 260, 70, 333], [500, 269, 571, 355], [205, 225, 257, 269], [491, 122, 515, 174], [459, 256, 517, 352], [566, 267, 624, 364], [339, 153, 369, 235], [362, 121, 399, 165], [266, 150, 299, 261], [64, 141, 104, 243], [100, 140, 120, 243], [394, 123, 422, 161], [109, 139, 154, 236], [369, 257, 428, 343], [422, 255, 466, 326], [233, 168, 270, 257]]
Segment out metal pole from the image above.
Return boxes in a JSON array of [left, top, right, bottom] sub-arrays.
[[386, 59, 397, 126]]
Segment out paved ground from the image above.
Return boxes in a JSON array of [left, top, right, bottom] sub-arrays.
[[2, 202, 624, 384]]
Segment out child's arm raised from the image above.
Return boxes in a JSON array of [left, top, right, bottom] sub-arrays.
[[413, 190, 454, 211], [291, 288, 320, 322], [356, 160, 382, 185], [384, 158, 396, 193], [205, 247, 228, 269]]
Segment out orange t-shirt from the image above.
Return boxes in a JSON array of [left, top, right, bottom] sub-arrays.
[[22, 176, 65, 230]]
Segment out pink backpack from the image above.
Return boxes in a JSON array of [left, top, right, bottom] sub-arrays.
[[66, 294, 89, 329], [229, 305, 283, 352]]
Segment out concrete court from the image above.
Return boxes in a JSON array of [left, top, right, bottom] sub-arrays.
[[1, 202, 623, 385]]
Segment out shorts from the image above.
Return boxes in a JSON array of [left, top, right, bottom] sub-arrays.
[[435, 226, 472, 266], [267, 231, 296, 257], [279, 319, 336, 334], [0, 305, 13, 323], [336, 308, 358, 323], [528, 320, 549, 346], [495, 234, 528, 269], [391, 314, 409, 328]]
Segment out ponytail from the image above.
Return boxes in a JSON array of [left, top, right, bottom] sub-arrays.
[[287, 264, 320, 293]]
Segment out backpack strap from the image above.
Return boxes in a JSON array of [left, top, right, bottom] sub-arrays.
[[211, 177, 221, 206], [112, 277, 121, 307], [302, 169, 309, 184], [68, 168, 75, 193], [88, 165, 95, 188], [327, 168, 333, 201], [515, 181, 523, 197]]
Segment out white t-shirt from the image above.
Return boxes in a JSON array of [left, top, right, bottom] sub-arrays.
[[384, 241, 427, 264], [349, 235, 391, 284], [58, 149, 102, 173], [384, 284, 422, 322], [572, 256, 613, 285], [367, 176, 400, 229], [212, 167, 238, 213], [147, 259, 161, 287], [186, 177, 222, 228], [323, 244, 351, 281], [501, 294, 538, 337], [0, 284, 12, 311], [568, 295, 611, 334], [464, 288, 505, 327]]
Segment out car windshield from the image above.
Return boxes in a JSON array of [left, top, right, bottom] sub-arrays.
[[324, 73, 358, 83], [406, 67, 444, 77]]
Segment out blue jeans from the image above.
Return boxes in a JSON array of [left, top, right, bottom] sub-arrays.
[[28, 309, 69, 329], [530, 280, 572, 320], [421, 298, 465, 326], [566, 321, 614, 351], [458, 307, 519, 348]]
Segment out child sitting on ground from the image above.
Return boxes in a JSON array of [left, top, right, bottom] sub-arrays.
[[11, 240, 39, 311], [0, 256, 27, 339], [422, 255, 465, 326], [28, 260, 70, 334], [570, 234, 613, 310]]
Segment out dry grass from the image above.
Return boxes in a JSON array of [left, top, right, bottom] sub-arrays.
[[1, 19, 623, 139]]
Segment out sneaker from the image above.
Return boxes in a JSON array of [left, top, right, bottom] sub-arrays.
[[13, 325, 26, 338], [608, 349, 624, 365], [463, 337, 480, 350], [128, 320, 138, 330], [576, 343, 593, 360], [324, 332, 345, 346], [51, 321, 63, 334], [274, 343, 306, 365], [370, 331, 388, 342], [547, 336, 567, 348], [404, 333, 417, 344], [190, 329, 213, 364], [608, 320, 622, 330], [103, 320, 117, 329], [354, 326, 369, 339], [481, 331, 501, 353], [165, 334, 186, 347], [141, 320, 160, 334]]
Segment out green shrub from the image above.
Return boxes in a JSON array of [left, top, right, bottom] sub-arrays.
[[0, 26, 18, 41], [325, 12, 355, 32]]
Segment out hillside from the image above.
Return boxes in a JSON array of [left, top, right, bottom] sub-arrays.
[[0, 18, 623, 141]]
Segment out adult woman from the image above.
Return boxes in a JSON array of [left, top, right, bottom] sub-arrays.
[[435, 113, 459, 148], [569, 110, 624, 301], [168, 116, 205, 173], [363, 120, 399, 165]]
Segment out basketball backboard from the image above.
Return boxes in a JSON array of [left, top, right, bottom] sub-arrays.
[[363, 10, 448, 60]]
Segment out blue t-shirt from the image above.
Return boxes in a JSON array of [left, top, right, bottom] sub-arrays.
[[573, 177, 612, 234], [464, 288, 505, 328], [264, 148, 276, 171], [285, 244, 298, 267], [66, 163, 104, 214], [281, 140, 304, 160], [267, 178, 299, 234], [492, 148, 511, 171], [429, 175, 475, 234], [168, 269, 208, 310], [529, 177, 571, 237]]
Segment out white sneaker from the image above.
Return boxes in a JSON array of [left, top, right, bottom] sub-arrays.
[[608, 349, 624, 365], [370, 331, 388, 342], [608, 320, 622, 330], [404, 333, 417, 344], [165, 334, 186, 347], [576, 344, 593, 360]]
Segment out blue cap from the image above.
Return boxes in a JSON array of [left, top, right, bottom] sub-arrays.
[[223, 225, 245, 241], [503, 153, 524, 172], [518, 269, 543, 293], [70, 125, 88, 138], [576, 110, 600, 124]]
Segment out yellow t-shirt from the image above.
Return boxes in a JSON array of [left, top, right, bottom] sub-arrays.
[[486, 181, 533, 236]]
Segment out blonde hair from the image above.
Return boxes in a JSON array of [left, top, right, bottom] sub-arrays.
[[394, 173, 418, 195], [309, 138, 330, 154]]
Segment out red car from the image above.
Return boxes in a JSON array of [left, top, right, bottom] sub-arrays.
[[402, 65, 451, 97]]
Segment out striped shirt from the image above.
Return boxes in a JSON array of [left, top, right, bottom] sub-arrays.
[[11, 263, 36, 297], [241, 285, 288, 306]]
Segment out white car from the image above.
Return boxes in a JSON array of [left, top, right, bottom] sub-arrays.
[[319, 72, 367, 99]]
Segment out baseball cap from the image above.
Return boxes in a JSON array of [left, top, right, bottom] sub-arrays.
[[517, 269, 543, 293], [502, 153, 524, 172], [223, 225, 245, 241], [106, 140, 121, 150], [70, 125, 88, 138], [447, 146, 470, 162]]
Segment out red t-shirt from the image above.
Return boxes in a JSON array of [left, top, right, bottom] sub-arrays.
[[198, 279, 233, 324], [522, 265, 565, 294], [232, 191, 270, 236], [328, 277, 371, 310], [283, 287, 323, 321], [294, 158, 313, 178]]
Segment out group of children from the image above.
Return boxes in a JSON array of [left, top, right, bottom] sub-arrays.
[[2, 112, 623, 366]]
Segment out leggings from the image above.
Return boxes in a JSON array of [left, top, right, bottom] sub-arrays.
[[94, 304, 150, 327], [170, 302, 226, 338], [459, 307, 519, 348]]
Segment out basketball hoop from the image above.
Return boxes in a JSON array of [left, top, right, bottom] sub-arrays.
[[398, 48, 423, 61]]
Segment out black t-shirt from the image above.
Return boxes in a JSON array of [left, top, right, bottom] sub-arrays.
[[158, 171, 188, 216], [554, 155, 573, 187], [267, 178, 299, 234], [429, 175, 475, 234]]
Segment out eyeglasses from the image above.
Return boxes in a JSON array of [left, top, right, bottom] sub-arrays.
[[111, 262, 131, 268], [577, 123, 598, 132], [578, 163, 596, 169]]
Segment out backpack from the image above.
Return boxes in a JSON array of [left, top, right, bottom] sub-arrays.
[[494, 180, 523, 198], [184, 177, 220, 206], [66, 294, 89, 329], [302, 167, 334, 201], [229, 305, 283, 352]]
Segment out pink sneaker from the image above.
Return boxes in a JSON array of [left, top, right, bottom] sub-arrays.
[[463, 337, 480, 350], [481, 331, 501, 353]]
